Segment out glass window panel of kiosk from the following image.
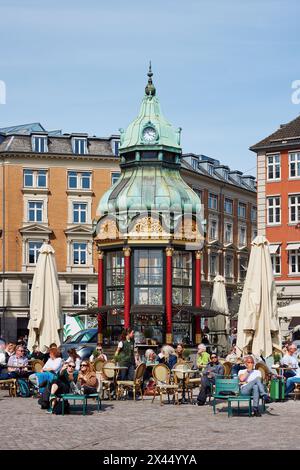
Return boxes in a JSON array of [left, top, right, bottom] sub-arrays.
[[134, 250, 163, 304]]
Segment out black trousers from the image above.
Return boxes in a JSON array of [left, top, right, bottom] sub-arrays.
[[197, 376, 213, 405]]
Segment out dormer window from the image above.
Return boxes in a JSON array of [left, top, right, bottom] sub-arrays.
[[73, 138, 87, 155], [113, 140, 119, 156], [32, 135, 47, 153], [192, 159, 198, 170], [207, 164, 214, 175]]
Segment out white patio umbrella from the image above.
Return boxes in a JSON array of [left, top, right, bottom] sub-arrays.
[[27, 243, 62, 351], [236, 236, 281, 359], [208, 275, 230, 356]]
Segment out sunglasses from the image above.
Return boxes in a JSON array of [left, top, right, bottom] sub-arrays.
[[68, 365, 75, 368], [81, 364, 87, 367], [211, 356, 217, 359]]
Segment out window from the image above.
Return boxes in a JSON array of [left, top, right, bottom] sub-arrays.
[[267, 197, 281, 224], [251, 206, 257, 222], [239, 226, 247, 246], [267, 154, 280, 180], [224, 222, 233, 244], [113, 141, 119, 156], [289, 250, 300, 274], [28, 201, 43, 222], [106, 251, 125, 305], [209, 253, 218, 277], [238, 202, 246, 218], [72, 242, 87, 265], [28, 241, 43, 264], [111, 172, 121, 185], [73, 138, 87, 155], [271, 249, 281, 275], [134, 250, 163, 305], [224, 198, 233, 214], [32, 136, 47, 153], [207, 164, 214, 175], [239, 259, 248, 280], [172, 251, 192, 305], [208, 193, 218, 210], [252, 228, 258, 240], [289, 153, 300, 178], [289, 195, 300, 223], [68, 171, 91, 190], [73, 284, 87, 306], [73, 203, 87, 223], [209, 219, 218, 241], [23, 169, 47, 188], [225, 255, 233, 278], [28, 282, 32, 305], [192, 159, 198, 170]]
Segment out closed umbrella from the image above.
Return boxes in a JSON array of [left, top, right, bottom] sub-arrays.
[[27, 243, 62, 351], [208, 275, 230, 356], [236, 236, 281, 358]]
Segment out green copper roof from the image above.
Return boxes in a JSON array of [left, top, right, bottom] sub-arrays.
[[119, 64, 181, 153]]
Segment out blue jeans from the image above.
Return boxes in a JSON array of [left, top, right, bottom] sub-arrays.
[[240, 378, 266, 408], [286, 376, 300, 395], [29, 371, 57, 393]]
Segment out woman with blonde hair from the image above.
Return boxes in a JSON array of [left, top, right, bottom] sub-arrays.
[[77, 360, 98, 395], [157, 345, 177, 369]]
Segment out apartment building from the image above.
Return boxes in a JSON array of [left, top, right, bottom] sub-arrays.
[[250, 114, 300, 306], [0, 123, 120, 340]]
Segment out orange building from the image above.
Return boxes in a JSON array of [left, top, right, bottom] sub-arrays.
[[251, 114, 300, 305]]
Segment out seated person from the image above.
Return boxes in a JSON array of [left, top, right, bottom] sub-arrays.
[[196, 344, 210, 368], [157, 345, 177, 370], [280, 343, 300, 379], [29, 345, 45, 361], [89, 343, 108, 363], [5, 342, 16, 363], [226, 345, 238, 363], [0, 345, 29, 379], [134, 347, 142, 367], [29, 347, 62, 392], [65, 348, 81, 371], [49, 361, 78, 411], [239, 355, 271, 416], [175, 343, 185, 363], [77, 361, 98, 395], [144, 349, 158, 366], [0, 340, 7, 372], [197, 353, 224, 405]]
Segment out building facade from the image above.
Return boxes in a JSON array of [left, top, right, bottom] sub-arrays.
[[0, 123, 120, 340], [250, 114, 300, 306]]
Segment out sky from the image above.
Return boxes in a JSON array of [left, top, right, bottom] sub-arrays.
[[1, 0, 300, 175]]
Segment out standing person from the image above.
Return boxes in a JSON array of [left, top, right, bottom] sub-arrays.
[[196, 344, 210, 368], [65, 348, 81, 371], [114, 329, 135, 380], [197, 353, 224, 406], [77, 361, 98, 395], [239, 355, 271, 416], [89, 343, 107, 363]]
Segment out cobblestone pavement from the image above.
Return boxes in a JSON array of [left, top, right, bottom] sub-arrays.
[[0, 390, 299, 450]]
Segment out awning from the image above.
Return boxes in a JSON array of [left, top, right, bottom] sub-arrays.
[[69, 305, 124, 317], [289, 317, 300, 329], [178, 306, 229, 318], [278, 302, 300, 318], [269, 244, 280, 254], [130, 305, 164, 315], [286, 243, 300, 250]]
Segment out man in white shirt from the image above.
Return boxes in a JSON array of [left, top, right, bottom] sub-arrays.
[[239, 355, 271, 416], [281, 344, 300, 395]]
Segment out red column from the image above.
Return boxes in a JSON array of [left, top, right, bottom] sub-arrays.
[[195, 250, 202, 344], [123, 247, 131, 329], [165, 247, 173, 344], [97, 251, 104, 344]]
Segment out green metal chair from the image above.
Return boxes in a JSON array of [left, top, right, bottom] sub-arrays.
[[212, 377, 252, 416]]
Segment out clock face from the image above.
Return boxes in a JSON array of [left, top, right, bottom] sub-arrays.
[[142, 126, 157, 143]]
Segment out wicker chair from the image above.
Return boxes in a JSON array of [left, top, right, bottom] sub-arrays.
[[294, 383, 300, 400], [255, 362, 272, 392], [101, 360, 116, 400], [151, 364, 179, 405], [30, 359, 44, 372], [222, 361, 233, 377], [116, 363, 146, 401], [0, 378, 17, 397]]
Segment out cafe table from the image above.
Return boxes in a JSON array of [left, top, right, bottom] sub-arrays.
[[103, 364, 128, 398], [172, 368, 199, 404]]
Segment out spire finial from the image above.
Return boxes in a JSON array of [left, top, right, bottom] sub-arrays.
[[145, 61, 156, 96]]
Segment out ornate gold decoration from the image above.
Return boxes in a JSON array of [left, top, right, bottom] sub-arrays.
[[165, 333, 173, 344], [165, 247, 174, 257], [97, 333, 103, 344], [98, 250, 104, 260], [195, 333, 202, 344], [97, 219, 119, 240], [133, 216, 163, 235], [123, 247, 131, 257], [195, 250, 202, 259], [174, 218, 200, 241]]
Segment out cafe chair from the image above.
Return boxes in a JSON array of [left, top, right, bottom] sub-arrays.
[[30, 359, 44, 373], [222, 361, 233, 377], [0, 378, 17, 397], [102, 360, 116, 400], [116, 363, 146, 401], [151, 364, 179, 405]]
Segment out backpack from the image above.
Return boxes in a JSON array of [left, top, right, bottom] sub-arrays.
[[52, 399, 70, 415], [17, 378, 31, 397], [38, 384, 51, 409]]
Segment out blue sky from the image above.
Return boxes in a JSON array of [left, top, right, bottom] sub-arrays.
[[1, 0, 300, 175]]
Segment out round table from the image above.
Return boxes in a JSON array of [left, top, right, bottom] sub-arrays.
[[172, 368, 199, 404]]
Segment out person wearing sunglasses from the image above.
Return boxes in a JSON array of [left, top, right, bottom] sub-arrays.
[[90, 343, 107, 363], [77, 361, 98, 395], [49, 361, 79, 411], [196, 353, 224, 406]]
